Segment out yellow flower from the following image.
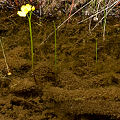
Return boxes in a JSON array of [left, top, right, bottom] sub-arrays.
[[17, 4, 35, 17]]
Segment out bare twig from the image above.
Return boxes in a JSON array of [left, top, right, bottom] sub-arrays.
[[0, 37, 11, 75], [40, 0, 92, 46]]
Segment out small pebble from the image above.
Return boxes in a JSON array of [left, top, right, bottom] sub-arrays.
[[7, 72, 12, 76], [93, 17, 98, 22]]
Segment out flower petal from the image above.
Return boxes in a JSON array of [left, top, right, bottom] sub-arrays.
[[32, 6, 35, 11], [21, 5, 29, 14], [26, 4, 32, 11], [17, 11, 26, 17]]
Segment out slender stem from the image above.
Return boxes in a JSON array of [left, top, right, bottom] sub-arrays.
[[53, 21, 57, 68], [96, 39, 97, 63], [103, 0, 107, 41], [68, 0, 74, 22], [28, 12, 34, 70], [0, 38, 11, 75]]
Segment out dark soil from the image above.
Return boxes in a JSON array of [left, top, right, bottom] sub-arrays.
[[0, 7, 120, 120]]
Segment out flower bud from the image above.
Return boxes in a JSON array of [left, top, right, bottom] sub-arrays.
[[32, 6, 35, 11]]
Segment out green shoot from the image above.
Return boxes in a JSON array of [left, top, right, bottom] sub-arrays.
[[28, 12, 34, 70], [53, 21, 57, 70], [96, 39, 98, 63]]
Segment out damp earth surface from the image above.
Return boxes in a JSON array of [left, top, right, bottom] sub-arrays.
[[0, 7, 120, 120]]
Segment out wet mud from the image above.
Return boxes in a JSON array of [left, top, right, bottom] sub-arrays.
[[0, 8, 120, 120]]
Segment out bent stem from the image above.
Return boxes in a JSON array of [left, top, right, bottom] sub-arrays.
[[28, 12, 34, 70]]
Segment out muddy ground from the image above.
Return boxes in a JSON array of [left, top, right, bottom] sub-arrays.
[[0, 7, 120, 120]]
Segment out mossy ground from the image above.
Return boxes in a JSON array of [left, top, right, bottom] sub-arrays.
[[0, 9, 120, 120]]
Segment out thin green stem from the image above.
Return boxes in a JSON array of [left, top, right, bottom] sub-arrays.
[[96, 39, 97, 63], [28, 12, 34, 70], [53, 21, 57, 69]]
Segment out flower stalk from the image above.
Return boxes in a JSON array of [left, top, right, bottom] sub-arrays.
[[17, 4, 35, 70], [28, 12, 34, 70]]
